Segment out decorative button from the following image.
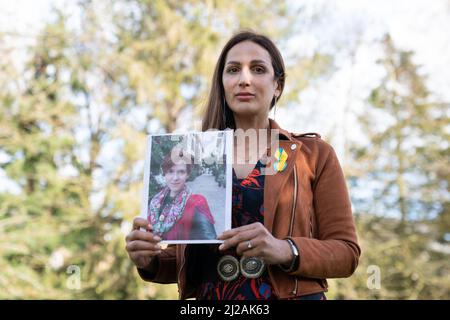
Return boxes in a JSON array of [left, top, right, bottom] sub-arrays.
[[240, 257, 265, 278], [291, 144, 297, 150], [217, 255, 240, 281]]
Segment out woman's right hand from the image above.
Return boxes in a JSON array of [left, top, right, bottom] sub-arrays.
[[125, 217, 162, 270]]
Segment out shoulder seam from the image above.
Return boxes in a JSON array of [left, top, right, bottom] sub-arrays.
[[292, 132, 322, 139]]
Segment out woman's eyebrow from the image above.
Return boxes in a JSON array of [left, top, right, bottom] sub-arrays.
[[226, 59, 268, 65]]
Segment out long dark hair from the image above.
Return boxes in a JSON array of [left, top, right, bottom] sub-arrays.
[[201, 31, 286, 131]]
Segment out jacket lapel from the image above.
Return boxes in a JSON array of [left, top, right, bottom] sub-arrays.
[[263, 119, 303, 233]]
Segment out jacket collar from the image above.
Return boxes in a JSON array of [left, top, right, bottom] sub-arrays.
[[269, 118, 292, 141], [269, 118, 312, 155]]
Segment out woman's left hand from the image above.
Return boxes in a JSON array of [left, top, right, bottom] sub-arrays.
[[218, 222, 293, 265]]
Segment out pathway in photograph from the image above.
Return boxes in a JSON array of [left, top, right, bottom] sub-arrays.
[[187, 173, 226, 235]]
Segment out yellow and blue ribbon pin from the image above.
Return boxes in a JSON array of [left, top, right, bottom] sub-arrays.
[[273, 148, 288, 172]]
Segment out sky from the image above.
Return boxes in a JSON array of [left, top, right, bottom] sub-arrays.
[[279, 0, 450, 136], [1, 0, 449, 116], [1, 0, 449, 94], [259, 0, 450, 171]]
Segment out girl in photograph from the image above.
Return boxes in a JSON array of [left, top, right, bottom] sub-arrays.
[[148, 149, 217, 241]]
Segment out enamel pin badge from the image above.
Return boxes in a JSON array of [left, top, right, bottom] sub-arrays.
[[273, 148, 288, 172]]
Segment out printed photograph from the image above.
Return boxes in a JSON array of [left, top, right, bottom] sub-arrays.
[[141, 131, 233, 243]]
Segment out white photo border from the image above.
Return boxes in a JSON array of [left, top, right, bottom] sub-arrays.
[[140, 130, 233, 244]]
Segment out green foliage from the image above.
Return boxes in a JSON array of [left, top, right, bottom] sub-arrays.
[[351, 35, 449, 226], [1, 0, 311, 299], [328, 214, 450, 299], [343, 34, 450, 299], [211, 164, 226, 188]]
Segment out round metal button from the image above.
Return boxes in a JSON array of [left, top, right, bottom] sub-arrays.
[[240, 257, 265, 278], [291, 144, 297, 150], [217, 255, 240, 281]]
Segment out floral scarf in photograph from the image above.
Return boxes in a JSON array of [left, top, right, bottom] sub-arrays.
[[148, 186, 191, 237]]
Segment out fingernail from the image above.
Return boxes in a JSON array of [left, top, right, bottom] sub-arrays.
[[153, 236, 161, 241], [219, 244, 224, 250]]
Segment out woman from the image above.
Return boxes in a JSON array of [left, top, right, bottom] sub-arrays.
[[148, 149, 217, 240], [126, 31, 360, 300]]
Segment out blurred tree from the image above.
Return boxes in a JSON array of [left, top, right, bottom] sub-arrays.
[[111, 0, 331, 132], [0, 13, 86, 298], [1, 0, 331, 299], [0, 6, 169, 299], [334, 34, 450, 299], [356, 34, 449, 231]]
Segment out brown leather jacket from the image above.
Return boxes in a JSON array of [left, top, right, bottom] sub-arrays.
[[138, 119, 361, 299]]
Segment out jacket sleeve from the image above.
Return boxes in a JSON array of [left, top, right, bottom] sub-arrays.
[[137, 244, 178, 284], [193, 195, 215, 224], [190, 210, 217, 240], [289, 143, 361, 279]]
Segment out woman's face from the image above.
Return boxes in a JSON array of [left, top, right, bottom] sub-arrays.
[[222, 40, 280, 119], [164, 164, 188, 194]]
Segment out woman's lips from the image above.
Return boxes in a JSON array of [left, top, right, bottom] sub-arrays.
[[236, 94, 254, 101]]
